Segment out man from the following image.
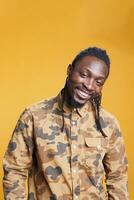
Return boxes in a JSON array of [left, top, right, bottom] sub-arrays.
[[3, 47, 129, 200]]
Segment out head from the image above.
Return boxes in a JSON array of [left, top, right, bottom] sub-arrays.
[[65, 47, 110, 108]]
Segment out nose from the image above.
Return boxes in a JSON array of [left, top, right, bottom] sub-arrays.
[[83, 78, 94, 91]]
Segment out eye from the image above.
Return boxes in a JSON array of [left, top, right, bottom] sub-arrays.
[[96, 80, 103, 86], [80, 72, 88, 78]]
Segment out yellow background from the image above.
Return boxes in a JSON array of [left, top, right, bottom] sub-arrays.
[[0, 0, 134, 199]]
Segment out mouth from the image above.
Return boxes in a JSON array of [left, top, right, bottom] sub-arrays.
[[75, 88, 93, 100]]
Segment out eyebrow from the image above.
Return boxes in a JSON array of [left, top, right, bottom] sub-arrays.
[[80, 68, 106, 79]]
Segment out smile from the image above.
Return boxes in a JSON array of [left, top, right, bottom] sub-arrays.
[[76, 89, 92, 99]]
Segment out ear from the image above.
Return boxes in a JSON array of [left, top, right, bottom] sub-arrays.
[[67, 64, 73, 76]]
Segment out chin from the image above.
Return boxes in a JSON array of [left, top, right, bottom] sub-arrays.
[[70, 97, 87, 108]]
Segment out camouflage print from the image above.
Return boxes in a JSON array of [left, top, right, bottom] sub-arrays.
[[3, 91, 129, 200]]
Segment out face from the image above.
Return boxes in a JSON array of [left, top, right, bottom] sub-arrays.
[[66, 56, 109, 108]]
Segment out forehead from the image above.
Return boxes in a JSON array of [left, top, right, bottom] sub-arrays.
[[74, 55, 109, 78]]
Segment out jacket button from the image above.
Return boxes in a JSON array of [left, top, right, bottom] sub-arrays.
[[97, 145, 101, 150], [73, 169, 77, 173], [73, 144, 77, 149], [72, 121, 76, 126]]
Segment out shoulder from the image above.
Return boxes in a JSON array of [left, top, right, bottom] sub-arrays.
[[100, 107, 122, 137], [100, 107, 118, 121], [100, 107, 120, 125], [20, 95, 58, 120], [27, 96, 57, 112]]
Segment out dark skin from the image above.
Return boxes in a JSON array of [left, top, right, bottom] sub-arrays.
[[64, 56, 109, 108]]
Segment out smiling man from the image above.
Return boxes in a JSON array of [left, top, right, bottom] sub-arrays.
[[3, 47, 129, 200]]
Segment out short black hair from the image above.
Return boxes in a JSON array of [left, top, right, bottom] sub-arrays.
[[71, 47, 110, 75]]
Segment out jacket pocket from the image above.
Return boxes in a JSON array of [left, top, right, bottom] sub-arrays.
[[78, 137, 109, 196], [84, 137, 108, 167], [80, 137, 109, 174]]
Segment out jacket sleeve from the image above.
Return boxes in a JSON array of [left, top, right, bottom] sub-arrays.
[[3, 109, 34, 200], [103, 118, 129, 200]]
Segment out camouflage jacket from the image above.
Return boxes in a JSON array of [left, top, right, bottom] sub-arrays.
[[3, 92, 129, 200]]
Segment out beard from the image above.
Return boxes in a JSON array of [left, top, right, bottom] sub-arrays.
[[68, 96, 85, 108], [64, 85, 88, 108]]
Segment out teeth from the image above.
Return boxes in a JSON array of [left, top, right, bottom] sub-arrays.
[[78, 90, 89, 98]]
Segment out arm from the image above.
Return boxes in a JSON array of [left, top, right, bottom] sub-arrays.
[[103, 118, 129, 200], [3, 109, 34, 200]]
